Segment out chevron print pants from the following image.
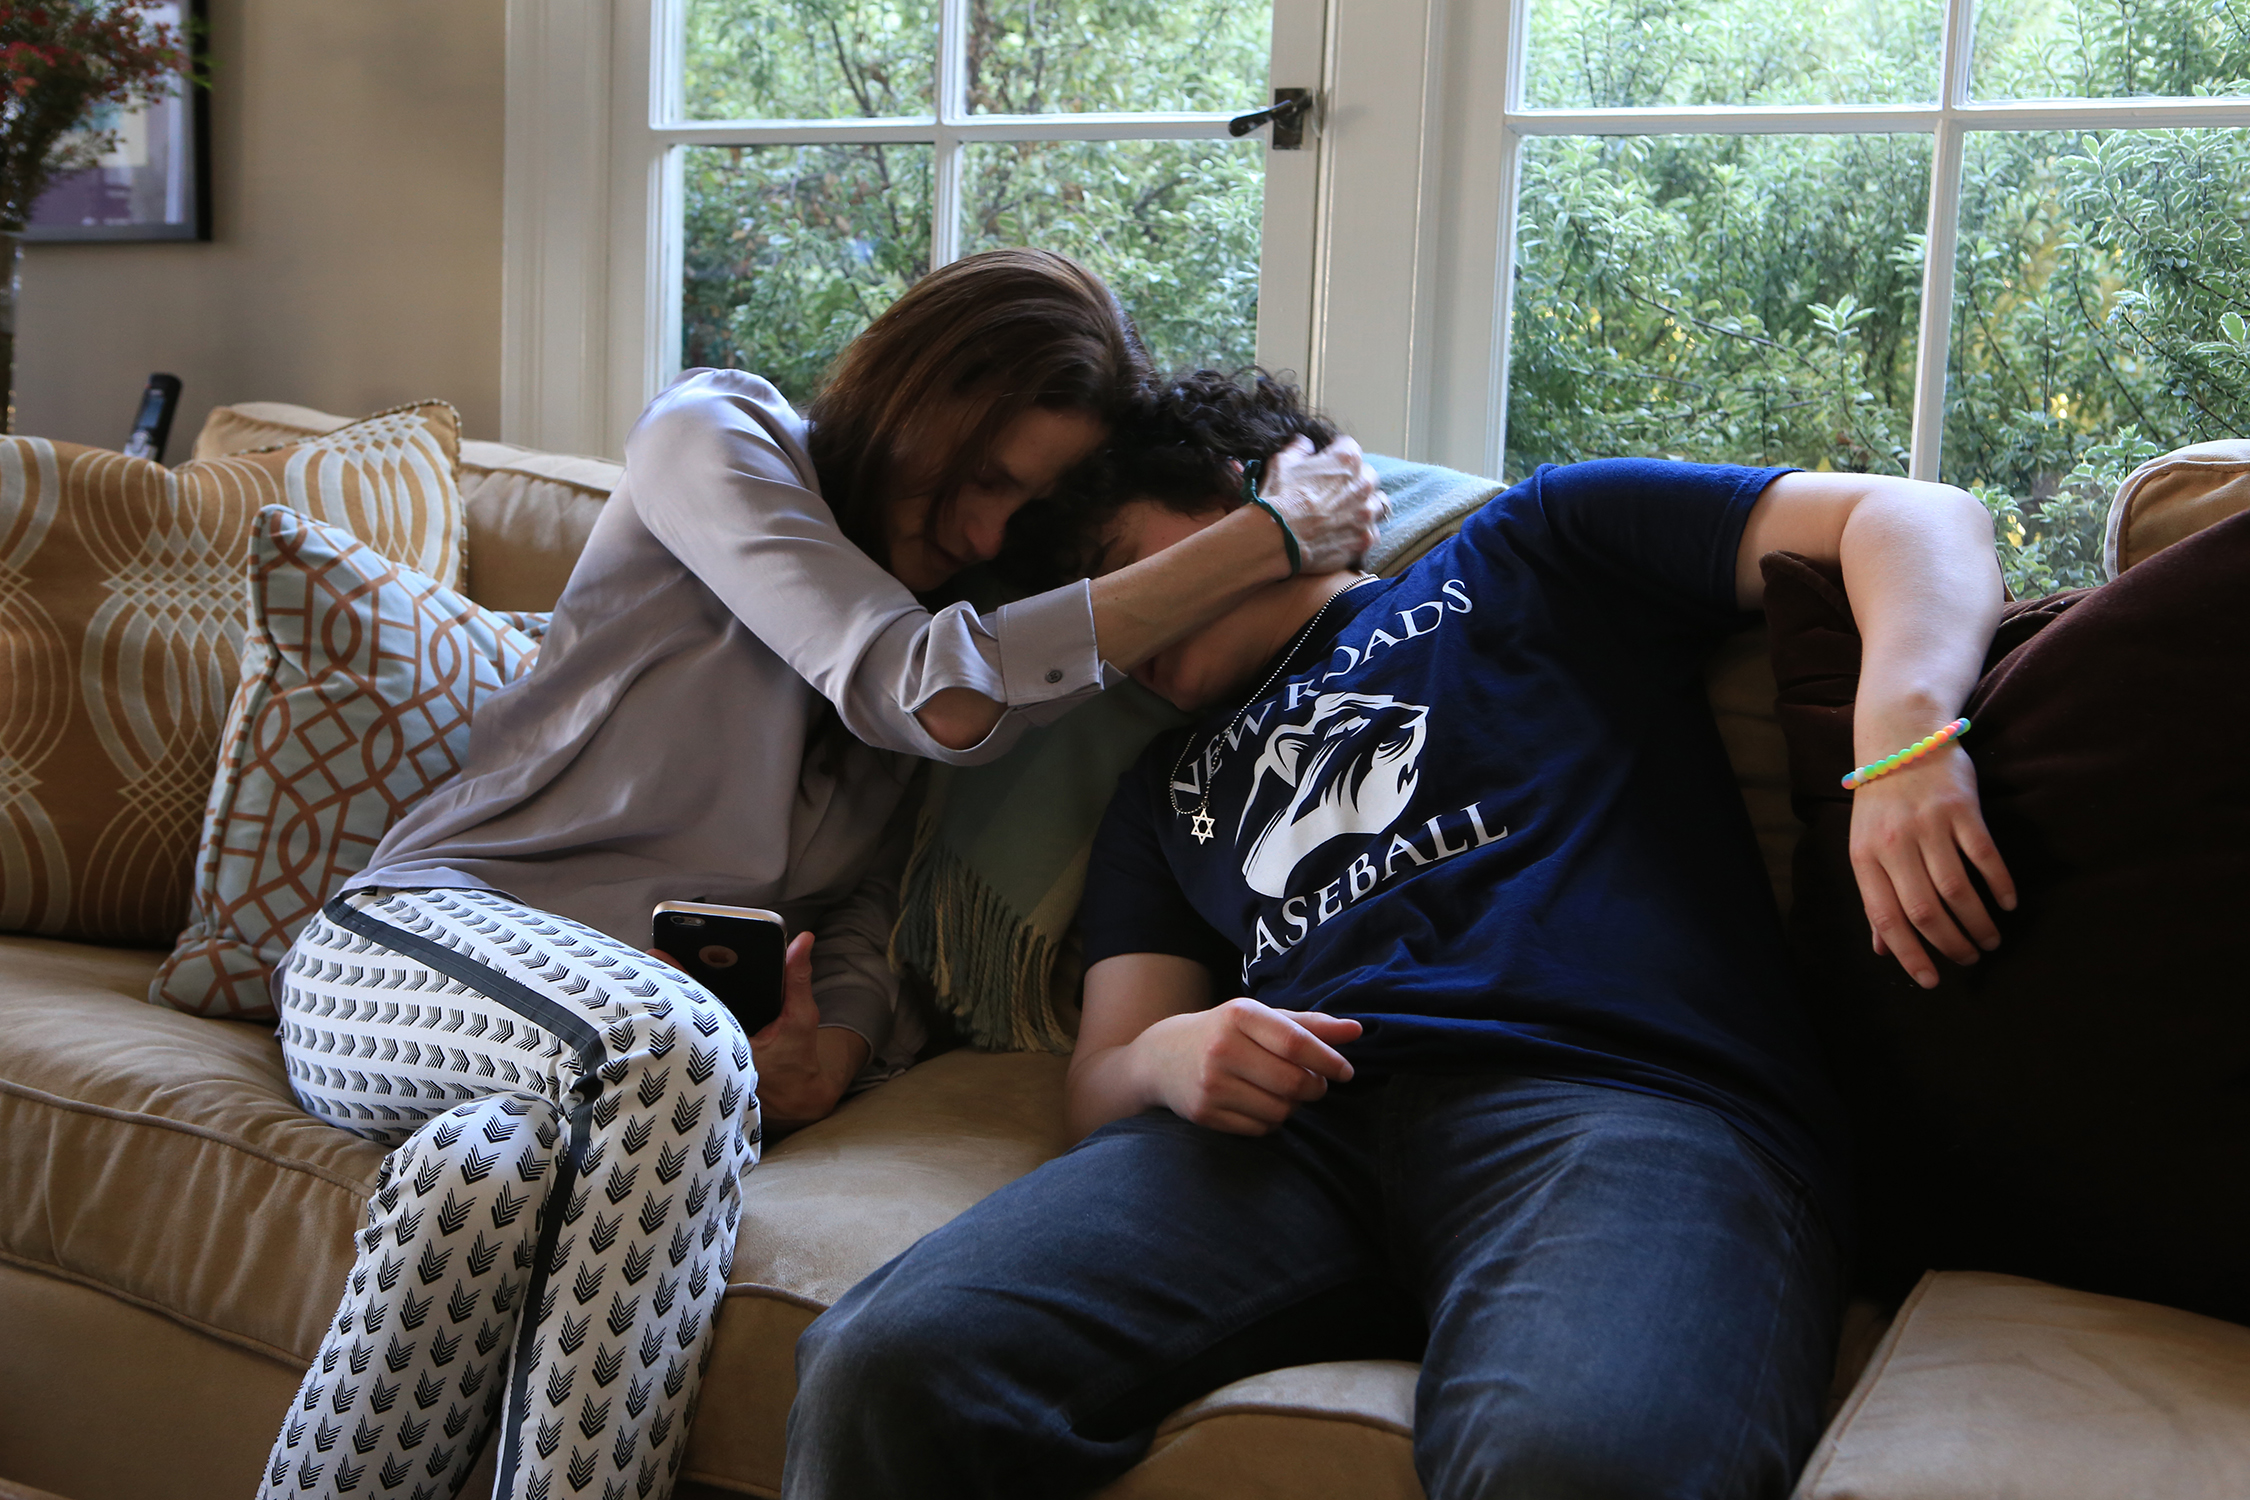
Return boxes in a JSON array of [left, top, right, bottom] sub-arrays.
[[260, 887, 761, 1500]]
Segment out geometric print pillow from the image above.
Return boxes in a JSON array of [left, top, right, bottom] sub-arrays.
[[0, 404, 464, 946], [149, 506, 546, 1020]]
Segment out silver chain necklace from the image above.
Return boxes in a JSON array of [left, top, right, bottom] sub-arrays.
[[1167, 578, 1374, 845]]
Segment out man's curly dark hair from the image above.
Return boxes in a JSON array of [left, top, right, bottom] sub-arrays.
[[997, 367, 1338, 590]]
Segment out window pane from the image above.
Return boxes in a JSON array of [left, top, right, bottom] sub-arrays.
[[682, 144, 934, 404], [1972, 0, 2250, 100], [1523, 0, 1941, 107], [962, 139, 1264, 370], [967, 0, 1269, 114], [683, 0, 938, 120], [1506, 134, 1931, 479], [1943, 129, 2250, 594]]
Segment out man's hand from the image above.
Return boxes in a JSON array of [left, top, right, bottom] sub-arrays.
[[1734, 471, 2014, 991], [1131, 997, 1362, 1136], [646, 932, 869, 1130], [1262, 435, 1386, 573], [1849, 738, 2017, 989]]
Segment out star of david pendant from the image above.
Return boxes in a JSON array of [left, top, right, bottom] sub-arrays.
[[1190, 809, 1216, 844]]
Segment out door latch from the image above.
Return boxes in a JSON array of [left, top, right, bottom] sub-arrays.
[[1228, 88, 1313, 150]]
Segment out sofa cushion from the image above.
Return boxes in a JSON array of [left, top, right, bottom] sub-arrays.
[[2104, 438, 2250, 578], [1, 945, 1438, 1500], [0, 412, 466, 947], [194, 402, 621, 614], [1794, 1270, 2250, 1500], [449, 441, 618, 611], [149, 509, 548, 1020], [0, 935, 385, 1365], [686, 1049, 1074, 1490], [1095, 1361, 1420, 1500], [1767, 512, 2250, 1320], [0, 1258, 504, 1500], [191, 401, 363, 461], [1, 945, 1077, 1498]]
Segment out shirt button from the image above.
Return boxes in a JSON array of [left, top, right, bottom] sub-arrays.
[[1044, 668, 1064, 684]]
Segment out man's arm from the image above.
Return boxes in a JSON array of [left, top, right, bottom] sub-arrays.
[[1065, 955, 1362, 1142], [1736, 471, 2016, 988]]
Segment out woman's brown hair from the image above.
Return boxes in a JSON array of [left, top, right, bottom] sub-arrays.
[[995, 366, 1337, 590], [806, 248, 1154, 565]]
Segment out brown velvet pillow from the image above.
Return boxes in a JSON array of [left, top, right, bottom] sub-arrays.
[[1766, 510, 2250, 1322]]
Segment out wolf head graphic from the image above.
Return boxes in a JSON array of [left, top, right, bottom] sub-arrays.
[[1234, 691, 1429, 898]]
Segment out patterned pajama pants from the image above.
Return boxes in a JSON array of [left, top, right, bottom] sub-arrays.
[[260, 888, 761, 1500]]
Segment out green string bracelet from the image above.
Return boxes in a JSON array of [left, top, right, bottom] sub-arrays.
[[1841, 717, 1971, 791], [1241, 458, 1302, 577]]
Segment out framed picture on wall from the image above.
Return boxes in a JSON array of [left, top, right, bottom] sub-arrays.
[[20, 0, 211, 244]]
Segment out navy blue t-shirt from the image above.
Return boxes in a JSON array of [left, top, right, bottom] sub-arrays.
[[1082, 458, 1848, 1228]]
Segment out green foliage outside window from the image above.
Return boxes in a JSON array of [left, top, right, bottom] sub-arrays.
[[682, 0, 2250, 599], [684, 143, 936, 403], [1511, 0, 2250, 595], [681, 0, 1268, 403]]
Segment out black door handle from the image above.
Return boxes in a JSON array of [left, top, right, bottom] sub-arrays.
[[1228, 88, 1313, 150]]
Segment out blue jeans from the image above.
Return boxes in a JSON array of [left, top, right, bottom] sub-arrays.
[[784, 1073, 1841, 1500]]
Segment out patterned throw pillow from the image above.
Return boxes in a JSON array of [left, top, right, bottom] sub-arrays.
[[150, 507, 547, 1020], [0, 404, 465, 946]]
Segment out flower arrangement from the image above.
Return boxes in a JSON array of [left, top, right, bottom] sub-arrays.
[[2, 0, 190, 428]]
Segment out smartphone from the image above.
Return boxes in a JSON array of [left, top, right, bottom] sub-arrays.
[[651, 901, 787, 1034]]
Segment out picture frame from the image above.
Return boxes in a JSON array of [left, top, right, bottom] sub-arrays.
[[20, 0, 211, 244]]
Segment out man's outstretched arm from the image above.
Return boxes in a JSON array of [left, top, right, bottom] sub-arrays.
[[1735, 471, 2014, 989], [1066, 955, 1362, 1142]]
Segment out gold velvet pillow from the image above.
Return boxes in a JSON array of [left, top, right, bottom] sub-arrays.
[[2104, 439, 2250, 578], [195, 401, 621, 612], [0, 404, 464, 946]]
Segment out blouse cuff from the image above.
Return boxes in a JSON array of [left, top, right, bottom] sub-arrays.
[[812, 982, 895, 1055], [995, 580, 1104, 704]]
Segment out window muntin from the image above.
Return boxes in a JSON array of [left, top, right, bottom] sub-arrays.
[[664, 0, 1287, 406]]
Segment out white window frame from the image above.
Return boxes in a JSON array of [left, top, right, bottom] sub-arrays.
[[504, 0, 1334, 457], [505, 0, 2245, 470]]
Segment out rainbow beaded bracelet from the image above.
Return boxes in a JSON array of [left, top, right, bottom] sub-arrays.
[[1841, 717, 1971, 791]]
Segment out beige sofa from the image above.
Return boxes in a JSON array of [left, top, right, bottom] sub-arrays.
[[6, 406, 2250, 1500]]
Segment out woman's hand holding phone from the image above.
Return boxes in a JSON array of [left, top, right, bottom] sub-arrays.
[[742, 932, 868, 1130], [643, 920, 871, 1130]]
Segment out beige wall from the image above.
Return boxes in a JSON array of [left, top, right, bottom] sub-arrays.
[[16, 0, 505, 453]]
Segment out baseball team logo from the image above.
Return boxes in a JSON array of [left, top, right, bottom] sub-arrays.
[[1235, 691, 1430, 897]]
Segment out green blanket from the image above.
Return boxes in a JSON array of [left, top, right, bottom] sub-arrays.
[[889, 455, 1506, 1051]]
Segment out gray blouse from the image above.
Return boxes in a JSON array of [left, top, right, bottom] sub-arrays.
[[350, 369, 1107, 1062]]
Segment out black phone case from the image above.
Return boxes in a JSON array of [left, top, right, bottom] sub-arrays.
[[652, 911, 786, 1034]]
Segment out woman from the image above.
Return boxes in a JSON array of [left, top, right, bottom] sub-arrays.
[[257, 249, 1384, 1500]]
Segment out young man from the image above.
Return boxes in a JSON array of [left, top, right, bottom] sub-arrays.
[[783, 376, 2014, 1500]]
